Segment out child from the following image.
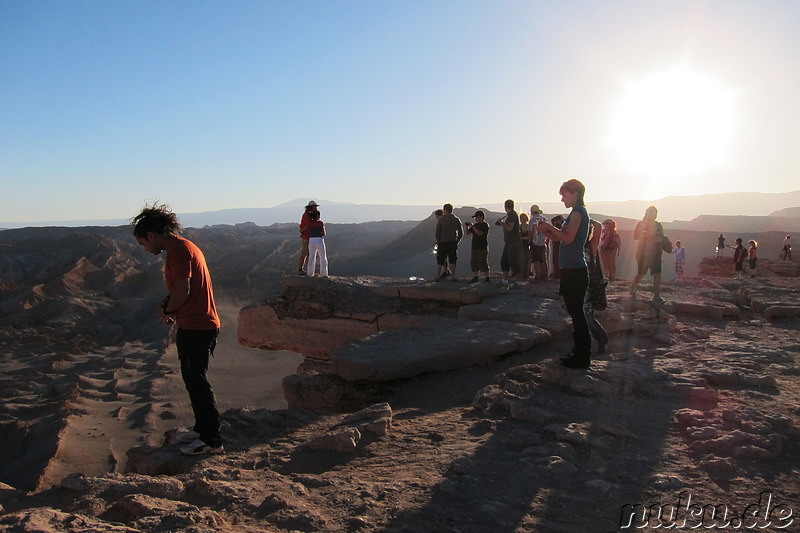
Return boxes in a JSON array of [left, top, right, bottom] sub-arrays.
[[748, 240, 758, 278], [672, 240, 686, 281], [727, 238, 745, 279]]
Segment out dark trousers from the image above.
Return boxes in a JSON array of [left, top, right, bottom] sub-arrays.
[[501, 241, 522, 275], [560, 268, 591, 357], [176, 328, 221, 447]]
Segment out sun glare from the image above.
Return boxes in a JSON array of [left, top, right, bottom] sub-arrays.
[[609, 66, 735, 179]]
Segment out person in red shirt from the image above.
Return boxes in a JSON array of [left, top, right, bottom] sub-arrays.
[[133, 203, 223, 456]]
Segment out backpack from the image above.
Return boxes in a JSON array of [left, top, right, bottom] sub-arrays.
[[611, 231, 621, 250], [587, 252, 608, 311], [656, 222, 672, 253], [661, 235, 673, 254]]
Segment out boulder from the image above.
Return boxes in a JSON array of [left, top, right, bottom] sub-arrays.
[[330, 317, 552, 382], [238, 304, 378, 359], [457, 293, 570, 337]]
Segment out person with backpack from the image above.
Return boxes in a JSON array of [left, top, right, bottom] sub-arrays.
[[599, 218, 620, 281], [728, 237, 746, 279], [630, 205, 665, 303]]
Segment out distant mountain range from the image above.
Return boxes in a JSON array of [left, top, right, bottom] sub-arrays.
[[2, 191, 799, 229]]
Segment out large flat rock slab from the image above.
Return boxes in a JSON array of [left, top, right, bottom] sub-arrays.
[[238, 305, 378, 359], [330, 317, 552, 382], [457, 293, 571, 338]]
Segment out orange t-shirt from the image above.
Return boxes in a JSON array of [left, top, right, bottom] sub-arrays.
[[165, 237, 221, 330]]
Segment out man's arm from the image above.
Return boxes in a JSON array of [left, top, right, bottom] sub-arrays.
[[163, 278, 190, 315]]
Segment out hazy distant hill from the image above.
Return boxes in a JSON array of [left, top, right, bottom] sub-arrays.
[[668, 215, 800, 234], [771, 206, 800, 218], [3, 191, 799, 229]]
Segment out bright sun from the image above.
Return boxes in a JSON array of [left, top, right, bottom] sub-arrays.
[[609, 66, 735, 179]]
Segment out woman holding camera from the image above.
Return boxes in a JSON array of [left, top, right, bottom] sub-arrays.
[[537, 179, 592, 369]]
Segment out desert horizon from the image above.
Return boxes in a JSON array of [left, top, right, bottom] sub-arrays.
[[2, 189, 800, 230]]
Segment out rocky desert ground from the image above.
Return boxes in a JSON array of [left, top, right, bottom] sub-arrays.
[[0, 222, 799, 532]]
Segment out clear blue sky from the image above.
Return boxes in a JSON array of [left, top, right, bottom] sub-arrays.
[[2, 0, 799, 224]]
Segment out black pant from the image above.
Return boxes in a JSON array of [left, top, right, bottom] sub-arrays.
[[559, 268, 591, 357], [176, 328, 221, 447]]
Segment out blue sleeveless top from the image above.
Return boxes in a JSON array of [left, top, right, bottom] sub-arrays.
[[559, 205, 590, 269]]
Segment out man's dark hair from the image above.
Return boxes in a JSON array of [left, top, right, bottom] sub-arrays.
[[132, 203, 182, 238], [504, 199, 514, 210], [443, 203, 453, 213]]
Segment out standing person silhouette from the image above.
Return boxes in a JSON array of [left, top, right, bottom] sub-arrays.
[[496, 199, 523, 287], [298, 201, 319, 275], [717, 234, 726, 258], [748, 240, 758, 278], [133, 203, 223, 456], [672, 240, 686, 281], [306, 210, 328, 277], [728, 237, 746, 279], [599, 219, 620, 281], [465, 210, 491, 283], [435, 203, 463, 282], [537, 179, 592, 369], [630, 206, 664, 303]]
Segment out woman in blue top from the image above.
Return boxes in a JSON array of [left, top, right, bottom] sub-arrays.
[[537, 178, 592, 369]]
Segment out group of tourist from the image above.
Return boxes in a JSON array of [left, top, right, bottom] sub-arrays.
[[715, 233, 793, 279], [431, 199, 594, 287], [128, 193, 796, 457], [429, 180, 598, 368]]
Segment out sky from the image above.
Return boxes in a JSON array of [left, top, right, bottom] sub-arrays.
[[1, 0, 799, 224]]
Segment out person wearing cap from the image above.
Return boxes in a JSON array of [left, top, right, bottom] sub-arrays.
[[529, 205, 548, 281], [465, 210, 490, 283], [298, 201, 319, 275], [434, 203, 463, 281]]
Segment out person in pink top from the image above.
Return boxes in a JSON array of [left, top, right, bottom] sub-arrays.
[[133, 203, 223, 456]]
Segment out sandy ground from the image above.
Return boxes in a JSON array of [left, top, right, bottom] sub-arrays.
[[36, 300, 303, 488]]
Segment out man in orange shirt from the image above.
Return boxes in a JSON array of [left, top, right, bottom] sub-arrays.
[[133, 203, 223, 456]]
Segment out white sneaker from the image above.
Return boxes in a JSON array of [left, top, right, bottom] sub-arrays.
[[180, 439, 224, 456]]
